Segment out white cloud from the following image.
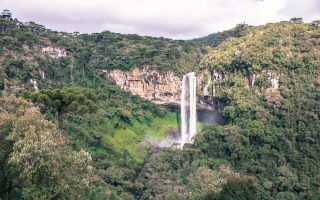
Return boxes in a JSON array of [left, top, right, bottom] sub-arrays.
[[1, 0, 319, 39]]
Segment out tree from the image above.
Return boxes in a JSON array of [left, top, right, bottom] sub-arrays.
[[187, 166, 241, 199], [310, 20, 320, 28], [23, 87, 99, 127], [207, 176, 259, 200], [0, 96, 95, 199], [290, 17, 303, 24], [234, 23, 249, 37]]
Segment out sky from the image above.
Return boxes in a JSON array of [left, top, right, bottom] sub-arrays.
[[1, 0, 320, 39]]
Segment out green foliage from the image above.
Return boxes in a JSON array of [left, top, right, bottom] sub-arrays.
[[79, 31, 207, 75], [192, 23, 250, 46], [0, 96, 95, 200], [197, 20, 320, 199], [23, 87, 101, 115], [19, 84, 179, 199], [0, 18, 209, 93], [207, 177, 259, 200], [290, 17, 304, 24], [134, 148, 256, 200], [4, 59, 31, 82]]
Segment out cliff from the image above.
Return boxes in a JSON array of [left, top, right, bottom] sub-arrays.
[[103, 67, 282, 109], [102, 67, 225, 106], [102, 67, 181, 104], [41, 46, 68, 58]]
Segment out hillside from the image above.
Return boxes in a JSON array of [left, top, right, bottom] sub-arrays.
[[132, 20, 320, 200], [1, 16, 320, 200], [0, 18, 209, 94], [191, 23, 250, 47], [0, 18, 187, 199], [196, 20, 320, 199]]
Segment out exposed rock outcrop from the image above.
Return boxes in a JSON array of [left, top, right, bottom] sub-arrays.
[[268, 71, 280, 90], [41, 46, 67, 58], [30, 79, 38, 91], [103, 67, 221, 110], [197, 69, 223, 105], [103, 67, 281, 108], [102, 67, 181, 104], [38, 68, 45, 79]]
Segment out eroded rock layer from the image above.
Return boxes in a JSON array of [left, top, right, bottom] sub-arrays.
[[103, 67, 181, 104]]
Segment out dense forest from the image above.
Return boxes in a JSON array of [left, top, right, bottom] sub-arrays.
[[0, 14, 320, 200]]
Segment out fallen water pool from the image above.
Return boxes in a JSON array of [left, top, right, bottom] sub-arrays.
[[162, 104, 225, 125]]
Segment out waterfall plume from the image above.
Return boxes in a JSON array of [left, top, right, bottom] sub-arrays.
[[180, 72, 197, 148]]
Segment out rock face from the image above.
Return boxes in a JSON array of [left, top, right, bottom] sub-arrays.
[[103, 67, 282, 109], [268, 71, 280, 90], [103, 67, 221, 107], [102, 67, 181, 104], [41, 46, 67, 58], [197, 70, 223, 106], [38, 68, 45, 79], [30, 79, 38, 91]]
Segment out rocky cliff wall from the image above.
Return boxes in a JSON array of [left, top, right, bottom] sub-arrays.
[[102, 67, 281, 107], [41, 46, 67, 58], [102, 67, 181, 104]]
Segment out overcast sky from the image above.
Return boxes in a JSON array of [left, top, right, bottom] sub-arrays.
[[1, 0, 320, 39]]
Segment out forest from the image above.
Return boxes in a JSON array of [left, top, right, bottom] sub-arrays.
[[0, 15, 320, 200]]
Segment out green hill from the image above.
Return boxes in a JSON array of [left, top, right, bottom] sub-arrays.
[[191, 23, 250, 47], [0, 18, 208, 93], [195, 20, 320, 199], [137, 20, 320, 199]]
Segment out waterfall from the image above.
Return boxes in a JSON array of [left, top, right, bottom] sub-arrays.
[[180, 72, 197, 148]]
